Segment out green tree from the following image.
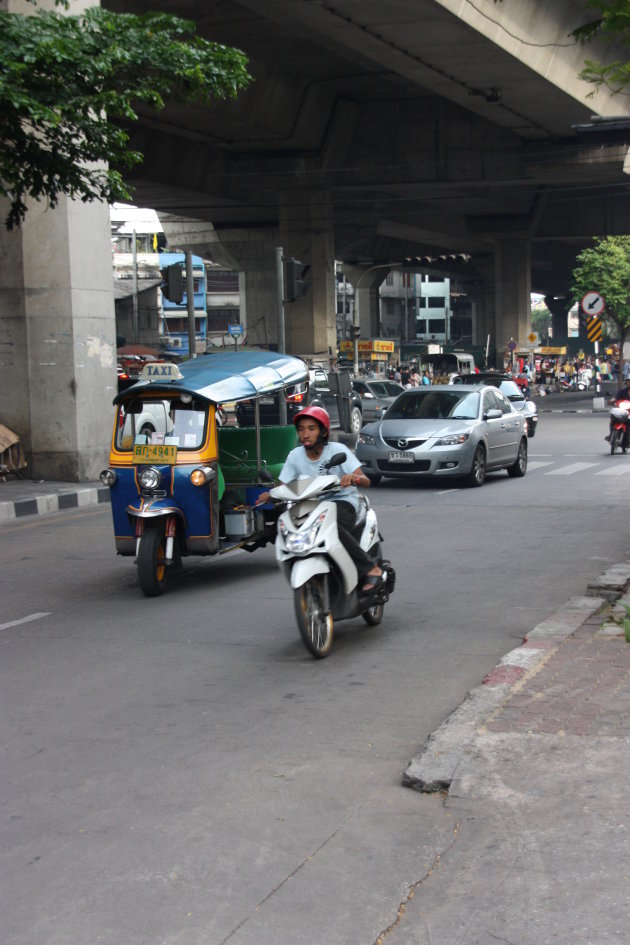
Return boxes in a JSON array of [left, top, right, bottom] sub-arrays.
[[571, 236, 630, 376], [572, 0, 630, 94], [531, 306, 551, 343], [0, 4, 251, 228]]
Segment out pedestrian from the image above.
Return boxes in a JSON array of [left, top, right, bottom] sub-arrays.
[[422, 371, 431, 386]]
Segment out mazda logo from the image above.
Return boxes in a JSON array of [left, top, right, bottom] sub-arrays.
[[397, 438, 408, 449]]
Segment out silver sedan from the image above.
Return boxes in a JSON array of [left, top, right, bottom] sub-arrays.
[[355, 385, 528, 487]]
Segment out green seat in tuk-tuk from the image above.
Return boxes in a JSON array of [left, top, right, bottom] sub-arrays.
[[217, 425, 297, 492]]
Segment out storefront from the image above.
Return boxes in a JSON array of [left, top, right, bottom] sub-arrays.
[[339, 339, 395, 373]]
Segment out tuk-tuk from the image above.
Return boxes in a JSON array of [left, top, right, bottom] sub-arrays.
[[100, 349, 307, 596]]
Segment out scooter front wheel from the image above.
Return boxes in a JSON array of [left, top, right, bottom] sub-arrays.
[[611, 428, 623, 455], [294, 578, 333, 658], [137, 525, 167, 597]]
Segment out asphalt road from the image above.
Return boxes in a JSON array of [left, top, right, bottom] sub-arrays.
[[1, 406, 628, 945]]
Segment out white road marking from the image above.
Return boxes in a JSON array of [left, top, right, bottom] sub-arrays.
[[527, 461, 555, 471], [546, 462, 600, 476], [0, 612, 51, 631], [436, 489, 460, 494], [596, 465, 630, 476]]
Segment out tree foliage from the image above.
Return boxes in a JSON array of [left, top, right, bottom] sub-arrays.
[[572, 0, 630, 94], [0, 4, 251, 228], [571, 236, 630, 374]]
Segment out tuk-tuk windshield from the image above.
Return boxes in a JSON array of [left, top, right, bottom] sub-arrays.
[[115, 396, 208, 451]]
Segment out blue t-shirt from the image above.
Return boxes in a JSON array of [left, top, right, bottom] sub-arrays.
[[279, 442, 362, 512]]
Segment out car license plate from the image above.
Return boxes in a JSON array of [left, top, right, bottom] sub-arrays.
[[388, 450, 414, 464], [133, 444, 178, 465]]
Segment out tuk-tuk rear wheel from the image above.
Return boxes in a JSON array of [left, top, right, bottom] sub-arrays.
[[137, 525, 167, 597]]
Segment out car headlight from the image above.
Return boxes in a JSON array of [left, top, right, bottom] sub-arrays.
[[358, 433, 376, 446], [279, 511, 327, 553], [435, 433, 470, 446], [139, 466, 161, 490]]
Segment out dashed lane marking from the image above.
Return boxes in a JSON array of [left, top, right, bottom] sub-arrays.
[[0, 612, 51, 631]]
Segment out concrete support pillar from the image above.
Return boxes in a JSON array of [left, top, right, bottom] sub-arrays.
[[494, 238, 531, 364], [279, 191, 336, 358], [544, 295, 572, 343], [0, 196, 117, 480], [469, 259, 497, 366]]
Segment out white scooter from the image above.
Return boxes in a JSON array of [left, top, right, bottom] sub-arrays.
[[270, 453, 395, 658]]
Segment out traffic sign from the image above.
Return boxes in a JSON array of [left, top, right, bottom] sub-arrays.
[[227, 323, 244, 336], [587, 317, 602, 342], [581, 292, 605, 316], [508, 340, 517, 351], [526, 331, 539, 346]]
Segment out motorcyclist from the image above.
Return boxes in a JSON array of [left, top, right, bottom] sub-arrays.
[[257, 406, 384, 594], [605, 381, 630, 441]]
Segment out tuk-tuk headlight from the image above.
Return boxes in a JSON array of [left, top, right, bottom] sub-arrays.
[[139, 466, 161, 490], [190, 466, 215, 487], [99, 468, 117, 487]]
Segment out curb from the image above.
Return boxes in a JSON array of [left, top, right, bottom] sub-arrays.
[[402, 561, 630, 793], [0, 485, 110, 523]]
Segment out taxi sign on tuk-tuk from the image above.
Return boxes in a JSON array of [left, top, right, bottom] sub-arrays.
[[140, 362, 184, 382]]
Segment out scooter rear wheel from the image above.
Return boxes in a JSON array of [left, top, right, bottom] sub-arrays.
[[294, 578, 333, 658], [611, 428, 623, 455], [362, 603, 384, 625], [137, 525, 167, 597]]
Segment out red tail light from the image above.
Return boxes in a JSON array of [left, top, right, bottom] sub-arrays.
[[287, 392, 305, 404]]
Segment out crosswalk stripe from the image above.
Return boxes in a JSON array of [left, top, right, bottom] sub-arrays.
[[546, 462, 600, 476], [527, 461, 555, 471], [596, 465, 630, 476]]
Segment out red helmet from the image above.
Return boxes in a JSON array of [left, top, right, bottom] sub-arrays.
[[293, 405, 331, 434]]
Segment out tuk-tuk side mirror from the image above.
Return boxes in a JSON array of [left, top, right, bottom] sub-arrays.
[[259, 468, 274, 484]]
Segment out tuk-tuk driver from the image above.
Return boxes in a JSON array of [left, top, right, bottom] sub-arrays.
[[256, 406, 385, 594]]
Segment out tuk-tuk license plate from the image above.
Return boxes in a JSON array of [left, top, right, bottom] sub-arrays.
[[133, 444, 178, 465], [388, 450, 414, 464]]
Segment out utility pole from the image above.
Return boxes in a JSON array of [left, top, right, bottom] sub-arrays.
[[185, 251, 196, 358]]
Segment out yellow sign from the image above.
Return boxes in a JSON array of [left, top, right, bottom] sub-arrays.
[[539, 346, 567, 355], [339, 340, 395, 354], [587, 317, 602, 342], [527, 332, 538, 345]]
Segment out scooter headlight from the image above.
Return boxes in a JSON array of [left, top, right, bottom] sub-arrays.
[[280, 510, 327, 554], [139, 466, 161, 490]]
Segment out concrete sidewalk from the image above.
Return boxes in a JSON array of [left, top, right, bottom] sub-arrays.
[[398, 560, 630, 945]]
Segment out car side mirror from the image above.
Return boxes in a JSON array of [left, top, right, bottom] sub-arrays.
[[485, 408, 503, 420]]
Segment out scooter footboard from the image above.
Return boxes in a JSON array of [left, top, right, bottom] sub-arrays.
[[290, 556, 330, 589]]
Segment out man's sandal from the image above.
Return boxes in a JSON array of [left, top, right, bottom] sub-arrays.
[[361, 572, 384, 594]]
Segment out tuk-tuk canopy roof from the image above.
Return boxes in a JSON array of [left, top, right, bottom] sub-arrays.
[[114, 348, 308, 405]]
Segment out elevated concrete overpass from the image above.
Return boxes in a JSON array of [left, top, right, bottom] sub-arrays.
[[3, 0, 630, 479], [107, 0, 630, 353]]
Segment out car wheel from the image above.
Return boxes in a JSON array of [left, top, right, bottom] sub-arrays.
[[464, 444, 486, 487], [527, 419, 536, 438], [350, 407, 362, 434], [507, 437, 528, 477]]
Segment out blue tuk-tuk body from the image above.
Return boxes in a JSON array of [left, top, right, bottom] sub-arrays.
[[101, 349, 307, 595]]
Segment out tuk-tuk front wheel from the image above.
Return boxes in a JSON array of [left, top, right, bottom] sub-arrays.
[[137, 525, 167, 597]]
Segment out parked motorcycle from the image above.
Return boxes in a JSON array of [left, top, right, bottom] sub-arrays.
[[270, 454, 396, 658], [609, 398, 630, 455]]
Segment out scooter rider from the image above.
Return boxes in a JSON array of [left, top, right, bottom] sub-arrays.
[[605, 381, 630, 441], [257, 406, 384, 594]]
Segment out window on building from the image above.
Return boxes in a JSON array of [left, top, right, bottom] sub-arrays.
[[428, 319, 446, 333], [385, 273, 394, 286], [206, 270, 239, 293], [427, 297, 446, 308]]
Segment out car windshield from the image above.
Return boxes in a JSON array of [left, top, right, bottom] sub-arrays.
[[115, 396, 208, 451], [477, 377, 525, 402], [386, 390, 480, 420]]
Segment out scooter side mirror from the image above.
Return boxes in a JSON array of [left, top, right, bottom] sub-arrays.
[[258, 468, 274, 483], [325, 452, 347, 470]]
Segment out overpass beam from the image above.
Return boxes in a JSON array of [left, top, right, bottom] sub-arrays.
[[0, 196, 117, 480], [494, 238, 531, 366], [544, 295, 573, 343]]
